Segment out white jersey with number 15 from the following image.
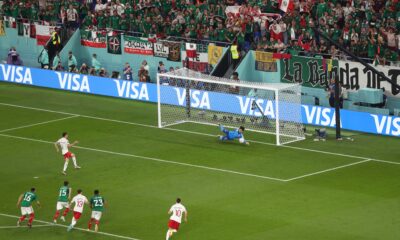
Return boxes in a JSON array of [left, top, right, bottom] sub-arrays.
[[71, 194, 88, 213], [169, 203, 186, 223]]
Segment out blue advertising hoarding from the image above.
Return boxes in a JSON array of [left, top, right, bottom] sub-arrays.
[[0, 64, 399, 137]]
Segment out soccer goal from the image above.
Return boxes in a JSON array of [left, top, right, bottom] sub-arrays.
[[156, 68, 305, 145]]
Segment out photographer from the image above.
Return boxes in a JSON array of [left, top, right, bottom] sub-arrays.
[[7, 47, 23, 66], [38, 46, 49, 69], [67, 51, 77, 72]]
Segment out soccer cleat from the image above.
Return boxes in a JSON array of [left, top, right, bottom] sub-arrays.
[[74, 166, 81, 169], [67, 225, 73, 232], [53, 219, 57, 224], [17, 220, 20, 227], [60, 216, 65, 222], [61, 171, 67, 175]]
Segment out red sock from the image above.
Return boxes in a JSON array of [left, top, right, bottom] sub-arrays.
[[95, 220, 99, 225], [62, 208, 70, 216], [53, 211, 60, 220], [28, 213, 34, 224], [19, 215, 26, 222], [88, 218, 94, 229]]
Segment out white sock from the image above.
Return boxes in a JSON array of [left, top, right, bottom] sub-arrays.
[[72, 157, 77, 167], [71, 218, 76, 227], [166, 230, 171, 240], [63, 161, 68, 172]]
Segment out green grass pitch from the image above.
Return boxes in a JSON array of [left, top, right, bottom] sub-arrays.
[[0, 82, 399, 240]]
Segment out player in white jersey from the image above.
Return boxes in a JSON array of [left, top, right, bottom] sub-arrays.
[[54, 132, 80, 175], [67, 189, 89, 232], [166, 198, 188, 240]]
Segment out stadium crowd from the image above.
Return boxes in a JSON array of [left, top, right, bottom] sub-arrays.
[[1, 0, 400, 76]]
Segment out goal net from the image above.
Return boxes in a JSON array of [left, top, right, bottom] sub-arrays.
[[157, 68, 305, 145]]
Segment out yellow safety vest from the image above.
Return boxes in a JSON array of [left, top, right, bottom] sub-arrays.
[[231, 45, 239, 59], [52, 32, 60, 45]]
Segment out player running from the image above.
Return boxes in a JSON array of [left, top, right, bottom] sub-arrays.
[[67, 189, 89, 232], [17, 187, 41, 228], [218, 124, 249, 145], [87, 189, 107, 232], [55, 132, 80, 175], [166, 198, 188, 240], [53, 181, 72, 223]]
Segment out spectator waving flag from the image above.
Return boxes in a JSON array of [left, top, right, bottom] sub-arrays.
[[279, 0, 294, 13], [186, 43, 197, 58]]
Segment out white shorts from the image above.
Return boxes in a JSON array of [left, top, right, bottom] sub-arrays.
[[91, 211, 102, 221], [20, 207, 34, 215], [56, 201, 70, 210]]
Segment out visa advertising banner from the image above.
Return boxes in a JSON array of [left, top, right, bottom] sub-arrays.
[[0, 64, 398, 137]]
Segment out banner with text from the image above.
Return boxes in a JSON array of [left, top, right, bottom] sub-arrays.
[[124, 36, 154, 55], [281, 56, 400, 97], [0, 64, 398, 137]]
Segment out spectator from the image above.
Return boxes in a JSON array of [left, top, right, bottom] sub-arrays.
[[157, 61, 165, 73], [52, 52, 62, 70], [139, 70, 150, 83], [111, 71, 120, 79], [7, 47, 23, 66], [123, 62, 133, 80], [99, 68, 107, 77], [79, 63, 89, 74], [141, 60, 150, 71], [91, 54, 101, 73], [67, 51, 77, 72], [38, 46, 49, 69], [66, 4, 79, 32], [230, 72, 239, 94]]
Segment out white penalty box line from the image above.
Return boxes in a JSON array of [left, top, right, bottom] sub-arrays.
[[0, 213, 141, 240], [0, 102, 399, 182]]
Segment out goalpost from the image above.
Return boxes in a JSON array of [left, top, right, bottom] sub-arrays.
[[157, 68, 305, 145]]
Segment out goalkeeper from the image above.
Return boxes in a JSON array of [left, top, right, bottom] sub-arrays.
[[218, 124, 249, 145]]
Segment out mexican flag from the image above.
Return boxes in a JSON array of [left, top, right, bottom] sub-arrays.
[[279, 0, 293, 13], [80, 29, 106, 48], [107, 33, 122, 55], [185, 43, 197, 58], [35, 24, 55, 46]]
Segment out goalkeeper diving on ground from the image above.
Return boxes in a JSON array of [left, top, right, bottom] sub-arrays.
[[218, 124, 249, 145]]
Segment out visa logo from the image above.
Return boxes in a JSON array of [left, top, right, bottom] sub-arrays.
[[0, 64, 32, 84], [174, 88, 210, 109], [56, 72, 90, 92], [114, 80, 149, 100], [371, 114, 400, 136]]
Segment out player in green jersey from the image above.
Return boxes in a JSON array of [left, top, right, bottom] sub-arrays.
[[17, 187, 40, 228], [87, 189, 107, 232], [53, 181, 72, 223]]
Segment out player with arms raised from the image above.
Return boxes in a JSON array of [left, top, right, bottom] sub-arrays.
[[55, 132, 80, 175], [88, 189, 107, 232], [53, 181, 72, 223], [166, 198, 187, 240], [67, 189, 89, 232], [218, 124, 249, 145], [17, 187, 41, 228]]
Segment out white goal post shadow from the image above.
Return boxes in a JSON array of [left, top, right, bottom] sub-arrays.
[[0, 102, 398, 183], [157, 68, 306, 146]]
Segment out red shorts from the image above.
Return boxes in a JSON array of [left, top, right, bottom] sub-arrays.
[[64, 152, 73, 159], [168, 220, 180, 230], [73, 211, 82, 220]]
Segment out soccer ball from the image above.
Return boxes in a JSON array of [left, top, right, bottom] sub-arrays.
[[239, 138, 245, 143]]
